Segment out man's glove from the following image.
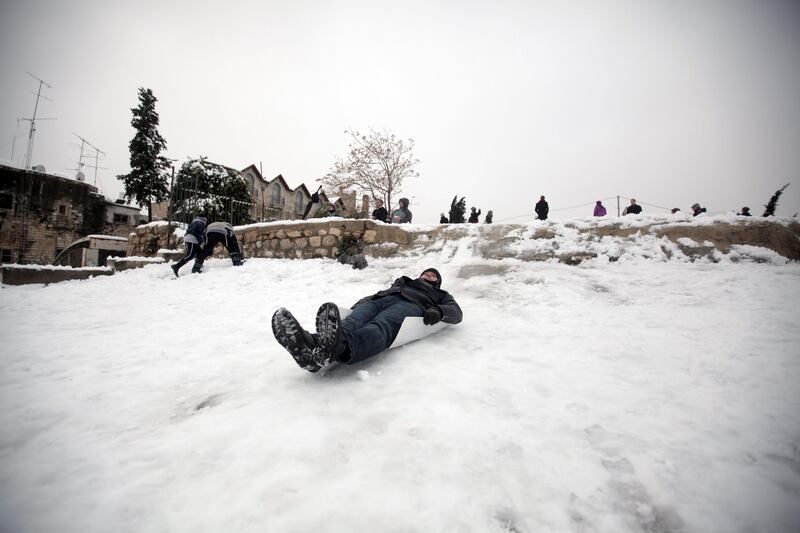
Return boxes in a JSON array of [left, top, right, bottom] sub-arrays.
[[423, 306, 442, 325]]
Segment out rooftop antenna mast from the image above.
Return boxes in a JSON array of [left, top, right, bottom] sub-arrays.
[[72, 133, 106, 185], [23, 72, 54, 169]]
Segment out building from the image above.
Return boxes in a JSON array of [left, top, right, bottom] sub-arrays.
[[0, 163, 145, 265]]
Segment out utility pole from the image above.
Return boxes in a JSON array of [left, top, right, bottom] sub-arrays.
[[617, 195, 620, 217], [23, 72, 53, 169]]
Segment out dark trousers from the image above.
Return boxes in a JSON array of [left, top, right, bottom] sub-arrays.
[[194, 233, 242, 269], [341, 295, 423, 364], [174, 242, 200, 272]]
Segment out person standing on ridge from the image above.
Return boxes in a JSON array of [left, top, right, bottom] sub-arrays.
[[593, 201, 607, 217], [468, 207, 481, 223], [535, 196, 549, 220], [390, 198, 412, 223], [371, 198, 388, 223], [624, 198, 642, 215]]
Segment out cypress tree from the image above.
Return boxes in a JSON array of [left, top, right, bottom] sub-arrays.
[[117, 88, 170, 222], [763, 183, 790, 217]]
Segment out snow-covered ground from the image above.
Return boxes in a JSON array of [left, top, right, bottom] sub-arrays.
[[1, 237, 799, 533]]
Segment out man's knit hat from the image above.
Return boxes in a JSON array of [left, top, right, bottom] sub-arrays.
[[421, 268, 442, 289]]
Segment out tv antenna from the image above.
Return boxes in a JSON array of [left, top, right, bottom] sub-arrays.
[[23, 72, 56, 169], [72, 133, 106, 185]]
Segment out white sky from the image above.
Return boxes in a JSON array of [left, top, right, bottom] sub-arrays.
[[1, 0, 799, 222]]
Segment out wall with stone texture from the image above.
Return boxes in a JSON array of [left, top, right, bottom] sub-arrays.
[[126, 218, 800, 263]]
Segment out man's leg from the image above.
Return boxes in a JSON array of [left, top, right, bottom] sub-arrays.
[[227, 236, 243, 265], [172, 243, 198, 275], [341, 297, 423, 364]]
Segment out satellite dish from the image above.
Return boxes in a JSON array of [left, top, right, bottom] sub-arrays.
[[76, 171, 85, 182]]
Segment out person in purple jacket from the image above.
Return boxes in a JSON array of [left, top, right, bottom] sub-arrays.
[[593, 200, 607, 217]]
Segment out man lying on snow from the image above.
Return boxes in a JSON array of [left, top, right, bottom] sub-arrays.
[[272, 268, 463, 372]]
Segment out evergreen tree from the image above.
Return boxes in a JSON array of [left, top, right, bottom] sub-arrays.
[[117, 88, 170, 222], [171, 157, 254, 225], [762, 183, 790, 217], [449, 195, 466, 223]]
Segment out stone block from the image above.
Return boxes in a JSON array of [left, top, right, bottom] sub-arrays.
[[363, 230, 377, 243], [287, 230, 302, 238], [309, 236, 322, 247], [322, 235, 337, 247], [276, 230, 287, 239], [329, 227, 342, 236], [271, 239, 280, 250], [295, 238, 308, 249], [280, 238, 293, 250], [314, 248, 330, 257]]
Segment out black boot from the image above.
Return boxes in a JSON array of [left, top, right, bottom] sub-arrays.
[[271, 308, 322, 372], [314, 302, 348, 367], [171, 264, 180, 277]]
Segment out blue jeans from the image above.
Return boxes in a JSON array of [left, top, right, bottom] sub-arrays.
[[341, 295, 423, 364]]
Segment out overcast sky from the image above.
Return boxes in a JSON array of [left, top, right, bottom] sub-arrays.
[[1, 0, 798, 222]]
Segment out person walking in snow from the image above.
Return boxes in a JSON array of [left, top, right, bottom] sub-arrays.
[[535, 196, 549, 220], [390, 198, 413, 223], [192, 221, 244, 272], [371, 198, 388, 223], [271, 268, 463, 372], [738, 207, 751, 216], [593, 201, 607, 217], [691, 203, 707, 217], [484, 210, 493, 223], [468, 207, 481, 223], [439, 213, 449, 223], [623, 198, 642, 215], [172, 213, 207, 277]]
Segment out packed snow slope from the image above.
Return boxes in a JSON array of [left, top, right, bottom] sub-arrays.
[[1, 230, 799, 533]]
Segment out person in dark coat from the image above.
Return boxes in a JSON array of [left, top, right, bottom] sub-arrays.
[[192, 221, 243, 272], [172, 213, 207, 277], [691, 203, 707, 217], [390, 198, 413, 223], [624, 198, 642, 215], [484, 210, 493, 223], [738, 207, 751, 216], [535, 196, 549, 220], [302, 186, 322, 220], [371, 198, 388, 222], [468, 207, 481, 223], [439, 213, 449, 223], [272, 268, 462, 372]]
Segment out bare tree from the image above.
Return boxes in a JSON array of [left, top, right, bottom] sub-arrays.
[[321, 128, 419, 212]]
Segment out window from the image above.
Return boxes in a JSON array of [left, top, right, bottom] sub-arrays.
[[295, 191, 304, 213], [1, 249, 12, 263], [0, 193, 12, 209], [114, 213, 129, 224], [271, 183, 282, 206], [58, 205, 67, 215]]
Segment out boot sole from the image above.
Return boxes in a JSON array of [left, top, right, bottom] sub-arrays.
[[315, 303, 341, 353], [271, 309, 321, 372]]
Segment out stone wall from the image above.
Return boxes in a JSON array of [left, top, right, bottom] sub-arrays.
[[127, 217, 800, 263]]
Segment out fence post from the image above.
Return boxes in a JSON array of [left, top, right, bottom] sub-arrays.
[[167, 165, 175, 248]]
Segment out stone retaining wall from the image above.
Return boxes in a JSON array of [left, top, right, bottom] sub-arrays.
[[126, 218, 800, 263]]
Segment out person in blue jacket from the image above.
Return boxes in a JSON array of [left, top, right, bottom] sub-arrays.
[[272, 268, 462, 372], [171, 213, 207, 277]]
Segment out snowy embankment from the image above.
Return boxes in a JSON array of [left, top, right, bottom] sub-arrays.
[[1, 229, 799, 533]]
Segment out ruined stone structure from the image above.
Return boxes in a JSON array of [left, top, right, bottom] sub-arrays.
[[0, 163, 144, 265]]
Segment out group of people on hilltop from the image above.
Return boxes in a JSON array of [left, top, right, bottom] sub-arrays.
[[537, 196, 754, 220], [171, 213, 244, 277]]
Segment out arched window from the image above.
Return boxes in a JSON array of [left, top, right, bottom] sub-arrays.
[[271, 183, 282, 206], [295, 191, 304, 213]]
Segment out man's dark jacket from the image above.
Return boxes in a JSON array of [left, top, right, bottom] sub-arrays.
[[372, 206, 388, 222], [353, 276, 463, 324], [535, 200, 549, 220]]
